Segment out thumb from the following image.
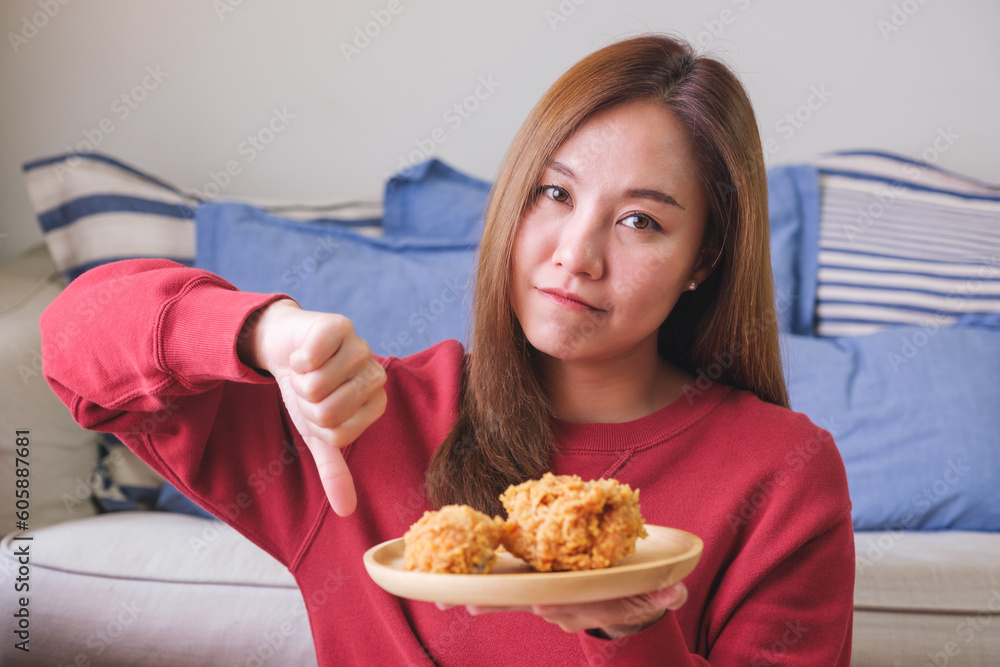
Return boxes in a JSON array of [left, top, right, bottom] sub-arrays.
[[304, 432, 357, 517], [648, 582, 688, 611]]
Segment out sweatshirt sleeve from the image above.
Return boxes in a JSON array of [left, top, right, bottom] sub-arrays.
[[577, 612, 709, 666], [576, 511, 854, 666], [577, 409, 855, 666], [40, 259, 328, 567], [705, 511, 855, 666]]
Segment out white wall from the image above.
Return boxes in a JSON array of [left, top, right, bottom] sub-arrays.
[[1, 0, 998, 262]]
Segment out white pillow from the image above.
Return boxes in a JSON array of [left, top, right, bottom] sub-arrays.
[[22, 151, 383, 282], [0, 244, 100, 530], [810, 150, 1000, 337]]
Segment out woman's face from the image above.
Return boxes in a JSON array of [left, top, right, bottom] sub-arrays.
[[511, 100, 712, 367]]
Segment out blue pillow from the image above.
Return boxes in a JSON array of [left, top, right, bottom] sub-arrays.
[[384, 158, 490, 243], [782, 325, 1000, 531], [194, 158, 489, 354], [195, 209, 478, 357], [155, 482, 216, 520], [163, 159, 490, 519], [21, 151, 387, 282], [22, 152, 199, 281], [810, 150, 1000, 337], [766, 164, 820, 334]]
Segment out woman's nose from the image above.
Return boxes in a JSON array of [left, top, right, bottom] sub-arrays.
[[552, 207, 605, 279]]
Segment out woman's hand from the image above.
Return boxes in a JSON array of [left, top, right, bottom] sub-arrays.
[[239, 299, 387, 516], [437, 582, 688, 639]]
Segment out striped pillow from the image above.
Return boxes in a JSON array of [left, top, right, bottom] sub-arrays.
[[810, 150, 1000, 337], [22, 152, 383, 282], [90, 434, 164, 513], [21, 151, 383, 517]]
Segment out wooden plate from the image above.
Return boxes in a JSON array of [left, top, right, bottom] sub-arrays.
[[363, 525, 703, 606]]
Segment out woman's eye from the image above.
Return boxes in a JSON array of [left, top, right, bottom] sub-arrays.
[[541, 185, 570, 203], [621, 212, 658, 231]]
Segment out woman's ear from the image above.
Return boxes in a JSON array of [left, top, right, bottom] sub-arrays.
[[689, 243, 720, 288]]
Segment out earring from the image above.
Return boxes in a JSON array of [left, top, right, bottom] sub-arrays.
[[687, 281, 697, 291]]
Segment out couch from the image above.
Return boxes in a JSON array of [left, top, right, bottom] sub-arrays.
[[2, 151, 999, 665]]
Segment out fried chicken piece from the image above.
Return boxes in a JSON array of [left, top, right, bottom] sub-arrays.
[[403, 505, 506, 574], [500, 473, 648, 572]]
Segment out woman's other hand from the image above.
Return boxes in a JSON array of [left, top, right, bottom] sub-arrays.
[[239, 299, 387, 516], [436, 582, 688, 639]]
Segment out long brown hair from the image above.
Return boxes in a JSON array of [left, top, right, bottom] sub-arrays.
[[426, 34, 789, 515]]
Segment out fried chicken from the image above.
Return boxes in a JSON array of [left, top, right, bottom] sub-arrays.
[[499, 473, 647, 572], [403, 504, 506, 574]]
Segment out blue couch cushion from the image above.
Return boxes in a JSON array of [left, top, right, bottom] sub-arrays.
[[767, 151, 1000, 338], [165, 159, 490, 518], [195, 202, 478, 356], [782, 324, 1000, 531], [193, 158, 491, 357], [384, 158, 490, 243], [767, 164, 821, 334], [155, 481, 216, 520]]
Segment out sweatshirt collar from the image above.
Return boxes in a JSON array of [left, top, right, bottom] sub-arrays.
[[550, 382, 730, 452]]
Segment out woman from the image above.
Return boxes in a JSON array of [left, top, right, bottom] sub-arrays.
[[42, 34, 854, 665]]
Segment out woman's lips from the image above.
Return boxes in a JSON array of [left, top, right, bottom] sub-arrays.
[[538, 288, 603, 312]]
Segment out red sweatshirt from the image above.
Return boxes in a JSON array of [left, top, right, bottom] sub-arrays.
[[41, 260, 854, 666]]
